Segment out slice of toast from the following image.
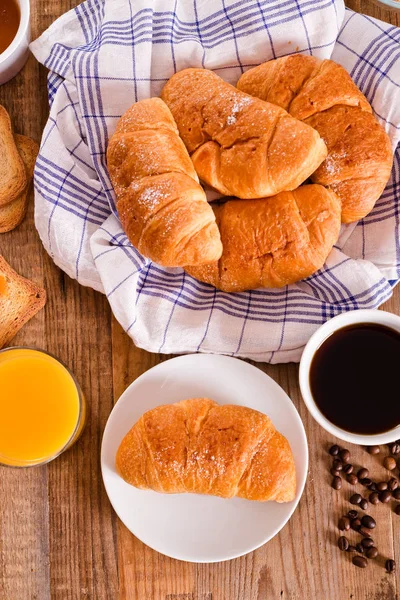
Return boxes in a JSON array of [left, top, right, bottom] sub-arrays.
[[0, 256, 46, 348], [0, 135, 39, 233], [0, 106, 27, 206]]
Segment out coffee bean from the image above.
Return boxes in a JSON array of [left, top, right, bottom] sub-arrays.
[[367, 445, 380, 455], [343, 464, 353, 475], [385, 559, 396, 573], [379, 490, 391, 503], [329, 444, 340, 456], [388, 477, 399, 492], [390, 443, 400, 455], [340, 449, 350, 463], [377, 481, 388, 491], [330, 467, 340, 477], [392, 488, 400, 500], [351, 518, 361, 531], [369, 492, 379, 505], [350, 493, 362, 505], [333, 459, 343, 471], [358, 468, 369, 479], [361, 538, 374, 549], [366, 546, 378, 559], [347, 545, 357, 552], [347, 474, 359, 485], [338, 517, 351, 531], [360, 478, 373, 487], [356, 543, 364, 554], [384, 456, 396, 471], [338, 536, 349, 551], [369, 482, 377, 491], [359, 527, 372, 538], [332, 476, 342, 490], [361, 515, 376, 529], [348, 510, 358, 520], [359, 498, 368, 510], [395, 504, 400, 516], [352, 556, 368, 568]]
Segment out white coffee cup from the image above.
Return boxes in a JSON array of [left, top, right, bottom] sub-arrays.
[[299, 309, 400, 445], [0, 0, 30, 85]]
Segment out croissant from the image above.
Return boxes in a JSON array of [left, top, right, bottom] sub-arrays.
[[185, 185, 341, 292], [237, 54, 393, 223], [116, 398, 296, 502], [107, 98, 222, 267], [161, 68, 327, 199]]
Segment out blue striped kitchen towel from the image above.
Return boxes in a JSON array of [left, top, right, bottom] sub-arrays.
[[30, 0, 400, 363]]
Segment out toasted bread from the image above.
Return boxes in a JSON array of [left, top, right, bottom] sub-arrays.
[[0, 135, 39, 233], [0, 106, 27, 206], [0, 256, 46, 348]]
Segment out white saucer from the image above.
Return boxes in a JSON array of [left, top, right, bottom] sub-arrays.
[[101, 354, 308, 563]]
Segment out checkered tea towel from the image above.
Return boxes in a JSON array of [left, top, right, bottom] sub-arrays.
[[30, 0, 400, 363]]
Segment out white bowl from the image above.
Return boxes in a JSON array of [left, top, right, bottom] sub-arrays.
[[377, 0, 400, 10], [0, 0, 30, 85], [299, 309, 400, 445]]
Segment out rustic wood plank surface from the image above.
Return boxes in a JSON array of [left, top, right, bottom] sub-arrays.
[[0, 1, 399, 598]]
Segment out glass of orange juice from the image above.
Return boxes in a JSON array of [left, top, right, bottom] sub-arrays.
[[0, 347, 86, 467]]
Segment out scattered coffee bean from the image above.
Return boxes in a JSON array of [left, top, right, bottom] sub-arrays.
[[369, 492, 379, 505], [338, 536, 349, 551], [390, 443, 400, 455], [351, 518, 361, 531], [348, 510, 358, 520], [356, 543, 364, 554], [366, 546, 378, 559], [329, 444, 340, 456], [361, 515, 376, 529], [347, 545, 357, 553], [339, 516, 351, 531], [343, 464, 353, 475], [340, 449, 350, 463], [361, 538, 374, 549], [350, 493, 362, 505], [388, 478, 398, 491], [332, 476, 342, 490], [384, 456, 396, 471], [347, 474, 359, 485], [395, 504, 400, 516], [392, 488, 400, 500], [385, 559, 396, 573], [379, 490, 391, 503], [369, 482, 377, 491], [360, 477, 372, 487], [333, 459, 343, 471], [352, 556, 368, 568], [358, 468, 369, 480], [377, 481, 388, 491], [359, 527, 372, 538], [367, 445, 380, 455], [359, 498, 368, 510], [330, 467, 340, 477]]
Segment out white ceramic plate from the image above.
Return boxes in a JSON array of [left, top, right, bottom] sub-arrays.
[[101, 354, 308, 563]]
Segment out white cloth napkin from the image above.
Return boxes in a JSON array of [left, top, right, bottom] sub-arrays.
[[30, 0, 400, 363]]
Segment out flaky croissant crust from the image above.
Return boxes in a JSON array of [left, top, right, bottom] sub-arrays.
[[117, 398, 296, 503]]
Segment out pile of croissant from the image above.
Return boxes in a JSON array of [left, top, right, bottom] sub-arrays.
[[107, 54, 393, 293]]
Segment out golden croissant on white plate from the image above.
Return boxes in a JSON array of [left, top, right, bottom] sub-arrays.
[[116, 398, 296, 502]]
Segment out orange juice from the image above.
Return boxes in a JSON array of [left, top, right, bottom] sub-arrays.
[[0, 347, 85, 466]]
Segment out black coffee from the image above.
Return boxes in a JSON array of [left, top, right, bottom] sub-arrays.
[[309, 323, 400, 435]]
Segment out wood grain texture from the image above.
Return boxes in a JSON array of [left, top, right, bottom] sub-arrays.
[[0, 1, 399, 599]]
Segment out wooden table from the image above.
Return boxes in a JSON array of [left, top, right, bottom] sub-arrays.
[[0, 1, 399, 598]]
